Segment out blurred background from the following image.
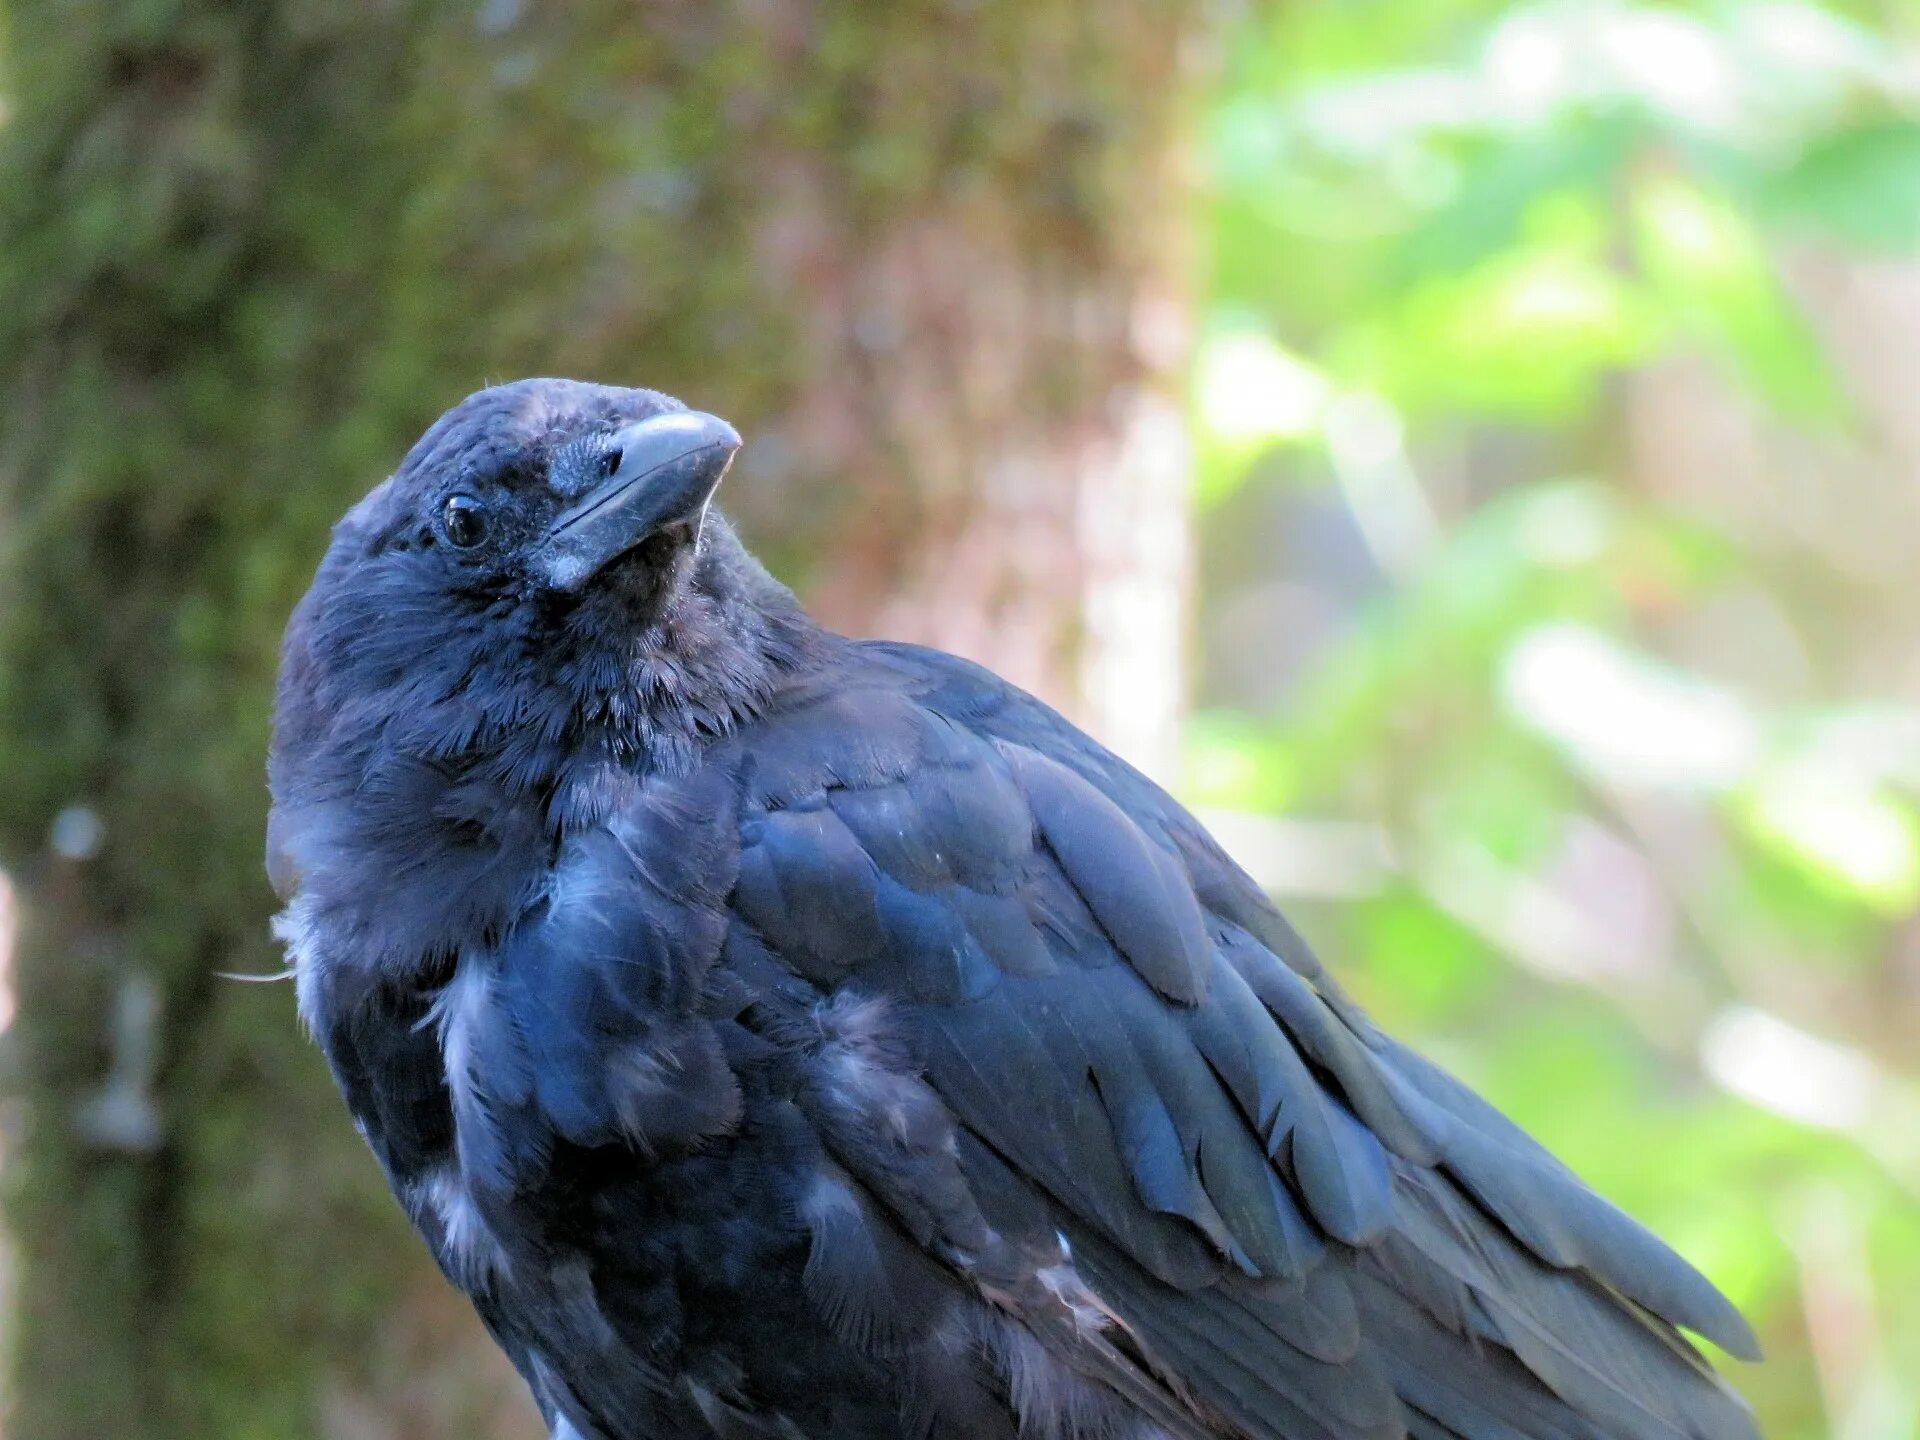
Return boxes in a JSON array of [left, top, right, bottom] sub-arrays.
[[1, 2, 1918, 1438]]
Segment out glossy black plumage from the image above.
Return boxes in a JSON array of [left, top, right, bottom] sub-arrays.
[[270, 379, 1760, 1440]]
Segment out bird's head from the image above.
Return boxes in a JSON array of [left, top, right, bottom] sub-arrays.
[[297, 375, 739, 686], [383, 380, 739, 611], [268, 379, 815, 963]]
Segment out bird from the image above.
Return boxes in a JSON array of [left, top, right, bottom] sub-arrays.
[[268, 378, 1760, 1440]]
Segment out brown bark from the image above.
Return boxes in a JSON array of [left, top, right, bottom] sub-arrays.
[[0, 3, 1203, 1437], [758, 150, 1195, 776]]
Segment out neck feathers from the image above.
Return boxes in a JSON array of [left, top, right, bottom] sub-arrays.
[[268, 515, 829, 984]]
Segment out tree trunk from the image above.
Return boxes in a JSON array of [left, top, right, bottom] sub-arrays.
[[0, 4, 1200, 1438]]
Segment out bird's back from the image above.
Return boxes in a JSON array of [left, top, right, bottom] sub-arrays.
[[716, 639, 1760, 1440]]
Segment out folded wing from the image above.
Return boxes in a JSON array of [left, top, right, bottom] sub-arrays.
[[721, 643, 1758, 1440]]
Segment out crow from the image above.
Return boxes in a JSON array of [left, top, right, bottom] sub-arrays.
[[269, 379, 1760, 1440]]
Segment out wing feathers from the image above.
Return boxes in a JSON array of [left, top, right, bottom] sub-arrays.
[[1370, 1037, 1761, 1363], [706, 650, 1761, 1440], [999, 743, 1213, 1005]]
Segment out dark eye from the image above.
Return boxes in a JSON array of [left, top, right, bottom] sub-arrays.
[[441, 494, 489, 548]]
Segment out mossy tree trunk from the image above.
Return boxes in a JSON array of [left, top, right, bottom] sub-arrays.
[[0, 4, 1201, 1437]]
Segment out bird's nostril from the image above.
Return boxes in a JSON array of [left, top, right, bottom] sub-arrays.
[[603, 448, 623, 478]]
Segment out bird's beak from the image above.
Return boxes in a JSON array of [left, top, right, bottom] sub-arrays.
[[533, 410, 742, 593]]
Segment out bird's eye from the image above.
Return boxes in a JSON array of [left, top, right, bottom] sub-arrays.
[[441, 494, 489, 548]]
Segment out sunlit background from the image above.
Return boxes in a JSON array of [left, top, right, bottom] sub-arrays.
[[2, 3, 1919, 1439], [1189, 7, 1920, 1439]]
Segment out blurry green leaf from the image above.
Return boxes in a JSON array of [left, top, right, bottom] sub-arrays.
[[1393, 118, 1638, 279], [1737, 765, 1920, 913], [1183, 710, 1301, 813], [1194, 330, 1330, 445], [1190, 327, 1332, 505], [1341, 198, 1664, 420], [1418, 739, 1575, 864], [1766, 120, 1920, 252], [1347, 889, 1501, 1025], [1716, 843, 1892, 964], [1633, 173, 1843, 420], [1500, 622, 1764, 793]]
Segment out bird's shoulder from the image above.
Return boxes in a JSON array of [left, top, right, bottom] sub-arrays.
[[722, 636, 1340, 1006]]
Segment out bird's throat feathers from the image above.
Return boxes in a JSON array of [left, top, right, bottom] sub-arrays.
[[268, 518, 823, 996]]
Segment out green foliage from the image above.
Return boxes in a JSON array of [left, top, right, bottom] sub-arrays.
[[1767, 121, 1920, 250], [1193, 4, 1920, 1438]]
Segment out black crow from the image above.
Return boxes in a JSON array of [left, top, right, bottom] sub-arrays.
[[269, 379, 1760, 1440]]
